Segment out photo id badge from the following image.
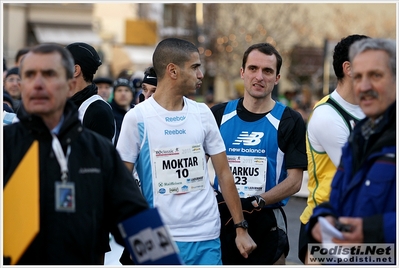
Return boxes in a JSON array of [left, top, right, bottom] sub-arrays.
[[55, 181, 76, 212]]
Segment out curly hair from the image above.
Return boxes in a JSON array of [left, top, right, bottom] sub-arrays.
[[332, 34, 369, 81]]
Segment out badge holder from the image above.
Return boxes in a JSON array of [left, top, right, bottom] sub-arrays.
[[51, 133, 75, 212], [55, 173, 75, 212]]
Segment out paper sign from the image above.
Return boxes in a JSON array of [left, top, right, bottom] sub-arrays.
[[318, 216, 346, 259], [4, 141, 40, 264]]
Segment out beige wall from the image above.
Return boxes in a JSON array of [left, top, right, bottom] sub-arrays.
[[27, 4, 93, 25], [3, 4, 28, 67], [3, 3, 96, 68], [93, 3, 138, 44]]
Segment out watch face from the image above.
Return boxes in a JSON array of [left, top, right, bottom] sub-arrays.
[[235, 220, 248, 229]]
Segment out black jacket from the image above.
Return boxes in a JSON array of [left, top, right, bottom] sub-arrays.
[[110, 99, 134, 146], [70, 83, 115, 141], [3, 101, 149, 265]]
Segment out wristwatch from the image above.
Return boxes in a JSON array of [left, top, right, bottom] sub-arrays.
[[234, 220, 249, 230]]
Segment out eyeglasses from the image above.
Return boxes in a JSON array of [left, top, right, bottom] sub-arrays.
[[5, 77, 21, 83]]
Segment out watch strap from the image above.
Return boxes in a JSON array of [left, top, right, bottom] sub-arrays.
[[234, 220, 248, 229]]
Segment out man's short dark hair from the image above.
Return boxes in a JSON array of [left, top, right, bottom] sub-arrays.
[[152, 38, 199, 79], [241, 43, 283, 76], [333, 34, 370, 81], [144, 66, 156, 77], [15, 47, 30, 64], [21, 43, 75, 79]]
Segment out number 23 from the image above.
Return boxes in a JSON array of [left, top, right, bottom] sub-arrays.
[[235, 176, 247, 185]]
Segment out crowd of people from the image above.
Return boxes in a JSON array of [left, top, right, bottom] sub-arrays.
[[3, 35, 396, 265]]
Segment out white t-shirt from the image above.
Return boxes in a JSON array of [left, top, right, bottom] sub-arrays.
[[307, 90, 365, 167], [117, 96, 225, 242]]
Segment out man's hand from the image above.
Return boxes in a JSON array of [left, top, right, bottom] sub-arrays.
[[235, 228, 257, 258], [333, 217, 363, 244], [241, 195, 265, 212], [311, 215, 336, 242], [251, 195, 266, 208]]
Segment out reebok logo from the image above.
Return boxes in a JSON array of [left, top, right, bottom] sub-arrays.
[[165, 116, 186, 122], [164, 129, 186, 135], [233, 131, 264, 146]]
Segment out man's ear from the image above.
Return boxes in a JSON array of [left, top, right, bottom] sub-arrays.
[[73, 64, 81, 78], [274, 74, 281, 85], [167, 63, 178, 79], [343, 61, 351, 77], [240, 67, 245, 79]]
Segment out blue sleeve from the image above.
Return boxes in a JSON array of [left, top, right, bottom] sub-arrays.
[[306, 201, 338, 238], [383, 212, 396, 243]]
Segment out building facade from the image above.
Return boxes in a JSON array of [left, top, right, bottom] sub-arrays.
[[2, 2, 396, 101]]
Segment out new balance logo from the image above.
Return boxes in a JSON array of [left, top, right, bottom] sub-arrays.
[[233, 131, 264, 146]]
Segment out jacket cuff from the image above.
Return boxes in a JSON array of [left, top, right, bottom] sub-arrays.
[[307, 202, 336, 241], [363, 214, 384, 243]]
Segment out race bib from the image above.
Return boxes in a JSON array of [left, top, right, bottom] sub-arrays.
[[228, 155, 267, 197], [153, 144, 205, 195]]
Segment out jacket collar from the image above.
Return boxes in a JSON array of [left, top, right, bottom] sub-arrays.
[[17, 100, 81, 140], [69, 83, 98, 107]]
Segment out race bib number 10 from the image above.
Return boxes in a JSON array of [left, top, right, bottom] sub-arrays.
[[153, 144, 205, 194]]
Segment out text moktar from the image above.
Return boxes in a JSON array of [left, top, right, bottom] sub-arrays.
[[163, 157, 199, 170]]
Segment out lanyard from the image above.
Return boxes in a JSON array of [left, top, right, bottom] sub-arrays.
[[51, 133, 71, 182]]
